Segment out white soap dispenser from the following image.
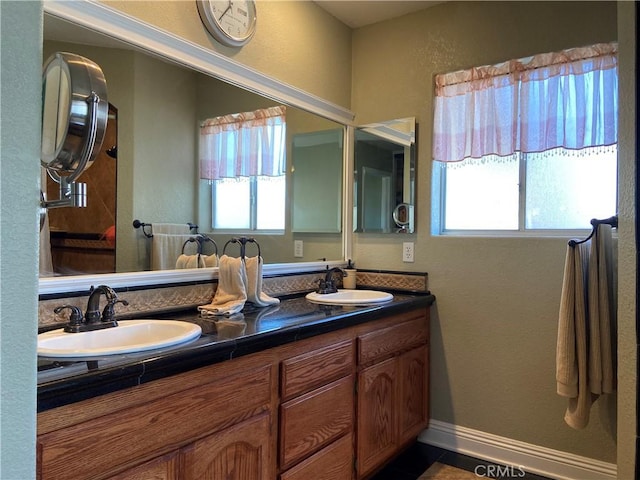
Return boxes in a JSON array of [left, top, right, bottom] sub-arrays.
[[343, 259, 357, 289]]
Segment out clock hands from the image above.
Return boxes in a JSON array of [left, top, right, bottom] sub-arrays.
[[218, 0, 233, 21]]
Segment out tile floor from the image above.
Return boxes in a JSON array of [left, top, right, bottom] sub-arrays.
[[371, 442, 552, 480]]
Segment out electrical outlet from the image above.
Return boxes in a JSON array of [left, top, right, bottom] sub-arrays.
[[402, 242, 414, 262], [294, 240, 304, 258]]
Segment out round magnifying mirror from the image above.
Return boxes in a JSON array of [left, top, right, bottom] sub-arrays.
[[41, 52, 108, 183], [393, 203, 411, 227]]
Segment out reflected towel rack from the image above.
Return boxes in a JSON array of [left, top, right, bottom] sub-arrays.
[[132, 219, 198, 238], [222, 236, 261, 259], [568, 215, 618, 247], [181, 235, 218, 255]]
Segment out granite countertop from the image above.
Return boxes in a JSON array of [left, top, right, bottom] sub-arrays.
[[37, 291, 435, 412]]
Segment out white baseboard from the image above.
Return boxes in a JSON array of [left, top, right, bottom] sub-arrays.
[[418, 420, 617, 480]]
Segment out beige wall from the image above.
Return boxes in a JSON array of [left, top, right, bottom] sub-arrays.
[[352, 0, 622, 464], [103, 0, 353, 109]]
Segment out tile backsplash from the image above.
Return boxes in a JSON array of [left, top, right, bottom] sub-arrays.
[[38, 269, 428, 329]]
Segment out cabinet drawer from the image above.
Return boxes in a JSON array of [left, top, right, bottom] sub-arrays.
[[280, 433, 353, 480], [358, 313, 428, 365], [281, 340, 354, 400], [280, 375, 353, 470], [38, 364, 273, 480]]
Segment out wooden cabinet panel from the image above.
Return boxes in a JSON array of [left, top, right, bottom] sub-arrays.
[[107, 452, 179, 480], [281, 339, 354, 401], [38, 365, 272, 480], [180, 412, 272, 480], [280, 433, 353, 480], [398, 345, 429, 443], [357, 313, 428, 365], [356, 357, 398, 478], [280, 375, 354, 470]]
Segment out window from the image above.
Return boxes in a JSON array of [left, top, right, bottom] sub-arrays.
[[432, 43, 618, 235], [200, 106, 286, 231]]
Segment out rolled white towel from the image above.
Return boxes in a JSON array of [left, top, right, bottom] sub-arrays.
[[176, 254, 204, 269]]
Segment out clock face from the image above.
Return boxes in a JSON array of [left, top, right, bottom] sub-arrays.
[[197, 0, 257, 47]]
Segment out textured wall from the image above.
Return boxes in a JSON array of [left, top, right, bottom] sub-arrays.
[[103, 0, 352, 108], [351, 1, 620, 463], [614, 2, 637, 478], [0, 2, 41, 478]]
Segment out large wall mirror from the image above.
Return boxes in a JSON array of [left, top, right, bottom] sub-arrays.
[[41, 4, 351, 286], [354, 118, 416, 234]]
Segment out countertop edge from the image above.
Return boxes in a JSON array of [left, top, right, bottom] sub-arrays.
[[37, 293, 435, 412]]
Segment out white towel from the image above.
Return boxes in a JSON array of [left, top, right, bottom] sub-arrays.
[[556, 225, 616, 429], [151, 234, 195, 270], [587, 225, 616, 395], [245, 256, 280, 307], [201, 254, 219, 268], [175, 254, 205, 269], [198, 255, 247, 316], [152, 223, 191, 234]]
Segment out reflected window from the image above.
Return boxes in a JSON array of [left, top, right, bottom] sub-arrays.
[[213, 176, 285, 230], [200, 106, 286, 231]]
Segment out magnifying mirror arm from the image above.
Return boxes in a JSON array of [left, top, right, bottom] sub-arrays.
[[41, 177, 87, 209]]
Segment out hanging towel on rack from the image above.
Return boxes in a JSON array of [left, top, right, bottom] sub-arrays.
[[152, 234, 194, 270], [556, 224, 616, 429], [200, 254, 219, 268], [152, 223, 192, 235], [245, 256, 280, 307], [175, 254, 205, 269], [199, 255, 247, 316]]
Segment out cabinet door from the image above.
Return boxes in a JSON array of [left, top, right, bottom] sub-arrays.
[[356, 357, 398, 478], [398, 345, 429, 444], [180, 413, 272, 480], [107, 452, 179, 480]]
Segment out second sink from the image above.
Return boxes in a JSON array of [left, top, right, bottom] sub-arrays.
[[305, 289, 393, 306]]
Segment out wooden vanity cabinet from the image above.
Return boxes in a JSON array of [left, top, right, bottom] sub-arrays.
[[356, 311, 430, 479], [278, 339, 355, 479], [37, 306, 430, 480], [37, 357, 277, 480]]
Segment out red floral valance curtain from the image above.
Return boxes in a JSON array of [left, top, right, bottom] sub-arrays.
[[433, 43, 618, 162], [200, 106, 286, 180]]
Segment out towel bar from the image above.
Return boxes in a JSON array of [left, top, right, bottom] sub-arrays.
[[133, 219, 198, 238], [181, 235, 218, 255], [222, 236, 261, 259], [568, 215, 618, 247]]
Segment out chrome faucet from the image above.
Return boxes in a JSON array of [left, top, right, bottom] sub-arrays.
[[55, 285, 129, 333], [316, 267, 346, 294]]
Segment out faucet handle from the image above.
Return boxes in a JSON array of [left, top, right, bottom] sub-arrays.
[[54, 305, 83, 324], [102, 299, 129, 323], [55, 305, 87, 333]]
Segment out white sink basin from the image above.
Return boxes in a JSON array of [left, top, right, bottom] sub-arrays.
[[305, 289, 393, 306], [37, 320, 202, 358]]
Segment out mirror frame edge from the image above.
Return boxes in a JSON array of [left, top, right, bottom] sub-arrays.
[[40, 0, 355, 295]]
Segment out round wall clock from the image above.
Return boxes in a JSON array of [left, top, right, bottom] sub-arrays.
[[196, 0, 257, 48]]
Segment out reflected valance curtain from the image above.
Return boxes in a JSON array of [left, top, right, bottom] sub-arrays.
[[200, 106, 286, 180], [433, 43, 618, 162]]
